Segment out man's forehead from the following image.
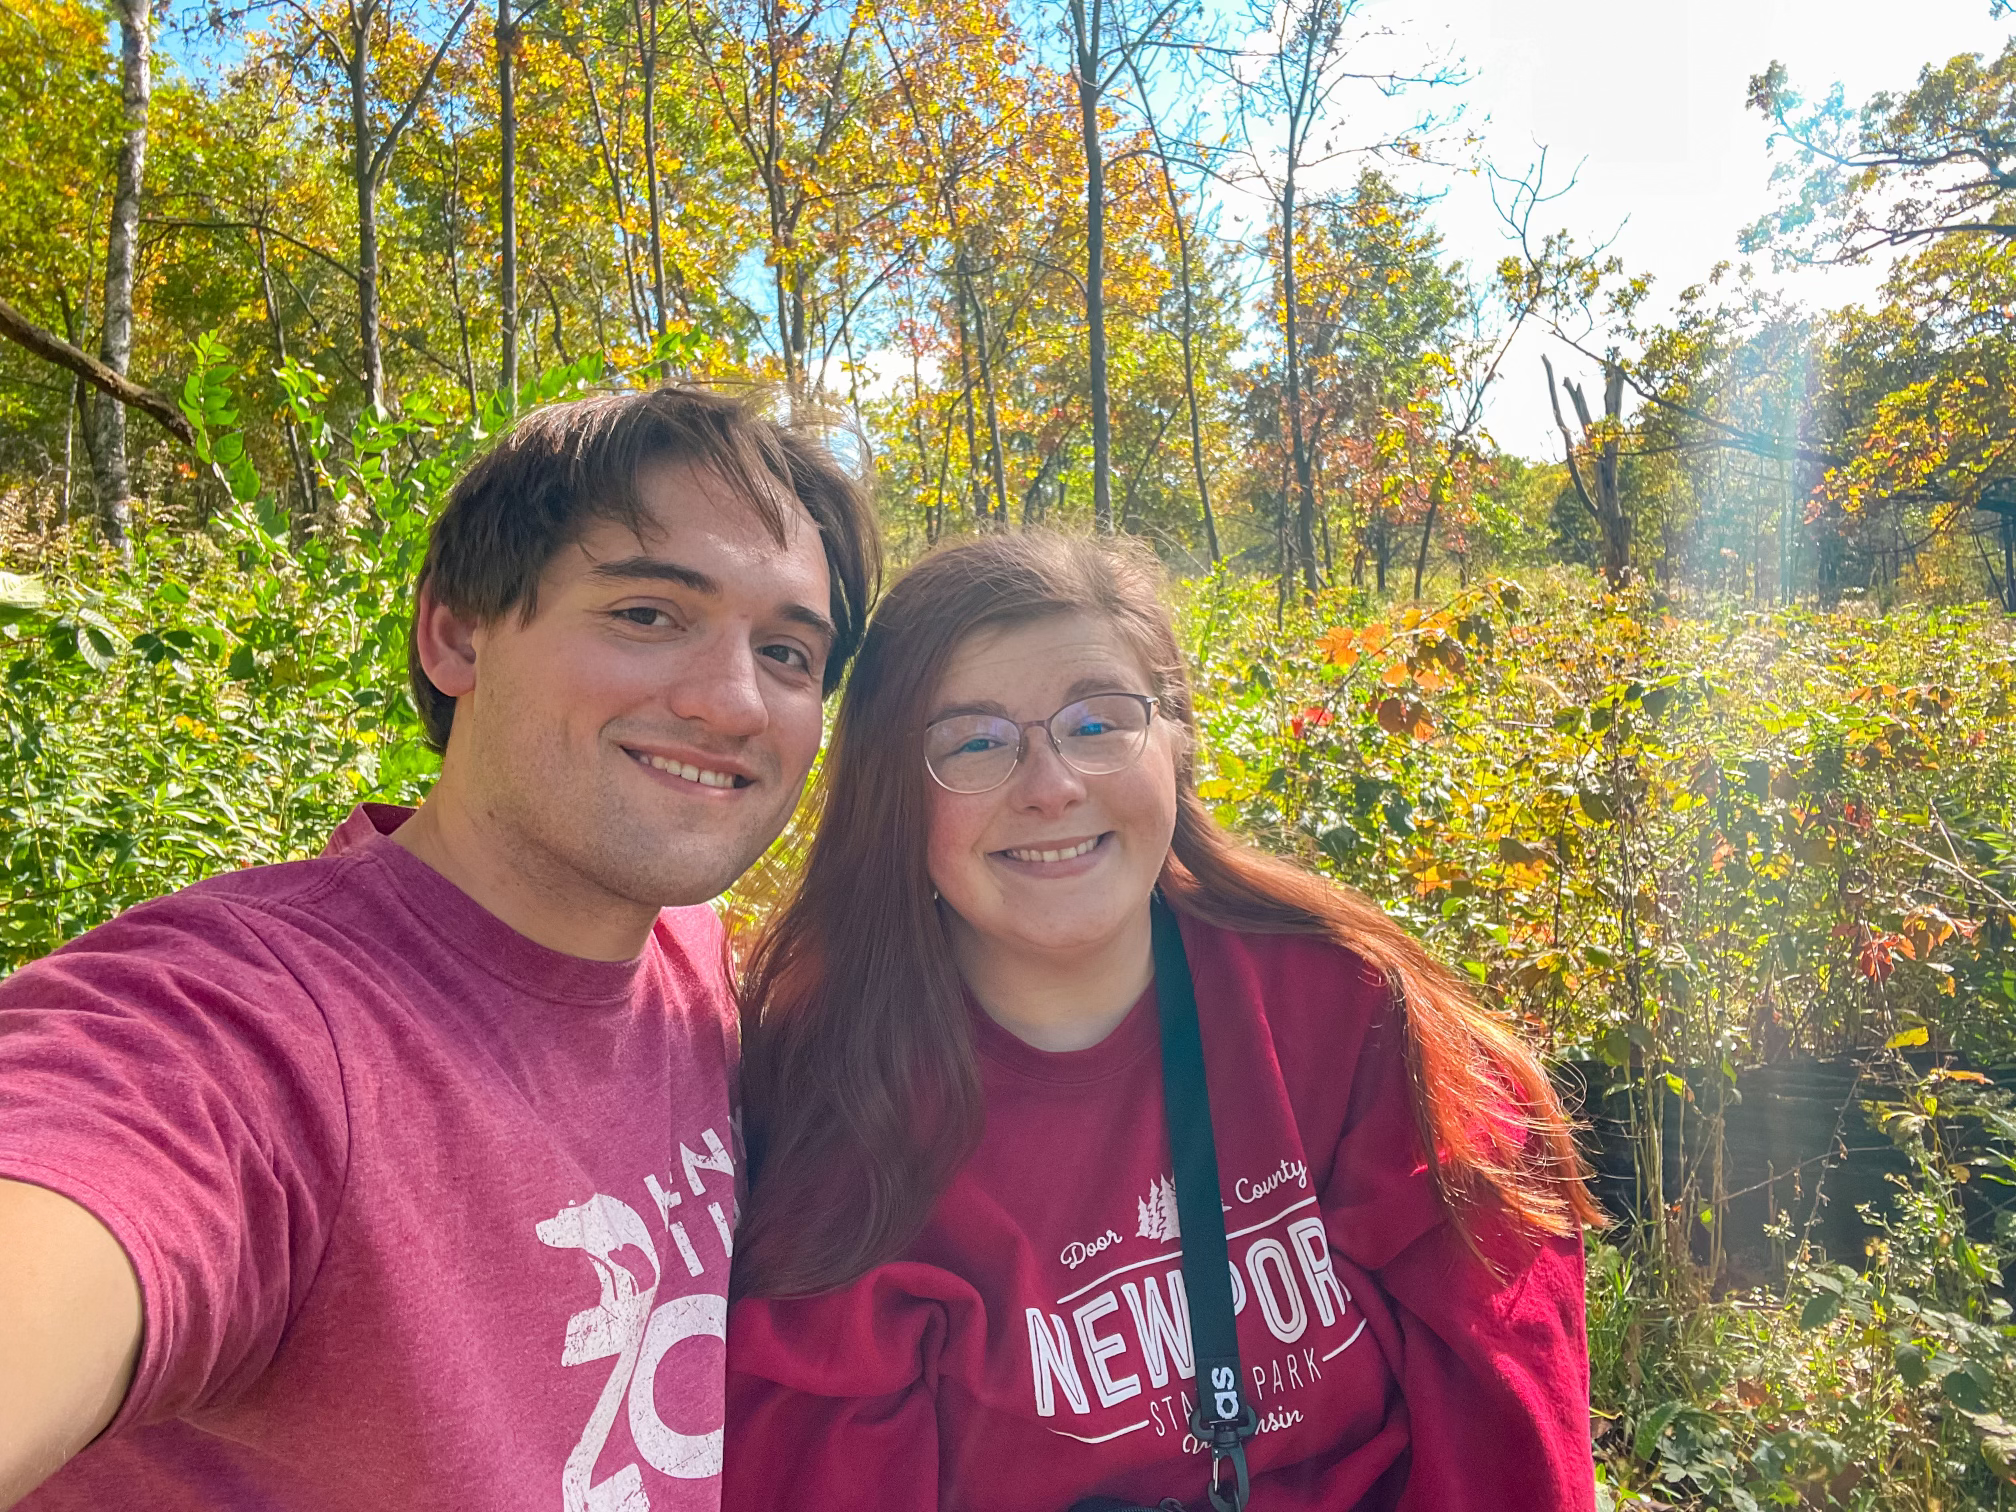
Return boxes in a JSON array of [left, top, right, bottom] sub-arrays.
[[631, 455, 816, 546], [562, 459, 823, 571]]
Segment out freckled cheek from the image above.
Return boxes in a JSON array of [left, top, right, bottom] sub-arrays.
[[926, 792, 994, 894]]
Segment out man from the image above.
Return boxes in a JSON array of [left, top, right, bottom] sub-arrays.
[[0, 386, 879, 1511]]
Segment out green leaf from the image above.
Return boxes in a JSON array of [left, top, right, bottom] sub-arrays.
[[1800, 1289, 1842, 1329], [0, 572, 48, 625], [1633, 1401, 1687, 1462], [1895, 1341, 1930, 1386], [1941, 1364, 1990, 1413]]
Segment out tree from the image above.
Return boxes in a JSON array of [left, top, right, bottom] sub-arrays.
[[1229, 0, 1453, 595], [1544, 352, 1630, 584], [1127, 48, 1218, 559], [1061, 0, 1185, 531], [261, 0, 477, 414], [85, 0, 152, 554], [683, 0, 903, 392], [1747, 37, 2016, 262]]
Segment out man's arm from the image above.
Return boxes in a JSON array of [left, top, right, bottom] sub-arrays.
[[0, 1179, 142, 1510]]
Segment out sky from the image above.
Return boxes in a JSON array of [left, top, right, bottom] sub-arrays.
[[1379, 0, 2012, 458]]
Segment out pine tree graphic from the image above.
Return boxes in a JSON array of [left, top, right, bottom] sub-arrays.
[[1136, 1175, 1181, 1242]]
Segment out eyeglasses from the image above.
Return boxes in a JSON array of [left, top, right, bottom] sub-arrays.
[[924, 693, 1161, 795]]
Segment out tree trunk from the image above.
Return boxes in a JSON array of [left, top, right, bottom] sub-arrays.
[[637, 0, 669, 359], [92, 0, 151, 556], [348, 23, 386, 417], [498, 0, 520, 402], [1412, 470, 1442, 600], [1545, 353, 1631, 586], [955, 279, 982, 521], [1070, 0, 1111, 532], [1281, 165, 1318, 597], [2003, 511, 2016, 614], [959, 252, 1010, 526], [346, 0, 474, 416]]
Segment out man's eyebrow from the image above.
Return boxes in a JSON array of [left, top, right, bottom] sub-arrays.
[[589, 554, 836, 649], [779, 602, 838, 648], [587, 556, 718, 593]]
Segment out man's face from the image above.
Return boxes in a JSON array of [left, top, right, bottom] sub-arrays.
[[450, 459, 835, 910]]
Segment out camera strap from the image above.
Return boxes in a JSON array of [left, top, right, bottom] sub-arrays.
[[1151, 898, 1257, 1512]]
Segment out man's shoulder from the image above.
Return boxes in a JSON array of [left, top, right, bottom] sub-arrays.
[[26, 851, 373, 985]]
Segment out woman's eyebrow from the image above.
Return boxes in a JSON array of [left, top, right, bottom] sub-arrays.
[[928, 676, 1139, 723], [1060, 674, 1138, 701], [928, 699, 1013, 721]]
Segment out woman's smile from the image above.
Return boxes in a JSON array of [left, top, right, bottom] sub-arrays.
[[994, 831, 1111, 871]]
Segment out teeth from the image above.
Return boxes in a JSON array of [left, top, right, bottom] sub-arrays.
[[1006, 837, 1099, 863], [641, 753, 740, 789]]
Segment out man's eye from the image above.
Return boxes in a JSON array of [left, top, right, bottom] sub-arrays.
[[613, 607, 669, 628], [759, 643, 811, 672]]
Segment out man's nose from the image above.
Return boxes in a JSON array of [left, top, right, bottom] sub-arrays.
[[663, 628, 768, 737]]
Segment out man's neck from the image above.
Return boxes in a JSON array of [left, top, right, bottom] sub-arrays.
[[391, 788, 659, 963], [953, 905, 1155, 1053]]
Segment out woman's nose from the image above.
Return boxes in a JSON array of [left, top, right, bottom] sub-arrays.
[[1009, 731, 1087, 811]]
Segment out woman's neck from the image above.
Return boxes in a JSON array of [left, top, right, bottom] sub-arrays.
[[950, 902, 1156, 1053]]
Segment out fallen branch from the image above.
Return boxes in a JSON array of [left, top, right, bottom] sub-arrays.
[[0, 295, 193, 445]]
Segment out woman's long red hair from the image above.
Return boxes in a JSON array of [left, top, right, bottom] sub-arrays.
[[734, 532, 1600, 1299]]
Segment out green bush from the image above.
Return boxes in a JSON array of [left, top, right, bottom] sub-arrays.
[[4, 347, 2015, 1507]]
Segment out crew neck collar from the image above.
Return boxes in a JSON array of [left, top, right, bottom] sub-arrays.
[[324, 804, 650, 1005], [969, 977, 1161, 1086]]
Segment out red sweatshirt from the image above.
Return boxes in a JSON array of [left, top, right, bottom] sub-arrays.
[[725, 919, 1593, 1511]]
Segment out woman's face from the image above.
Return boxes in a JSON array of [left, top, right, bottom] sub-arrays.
[[924, 612, 1181, 967]]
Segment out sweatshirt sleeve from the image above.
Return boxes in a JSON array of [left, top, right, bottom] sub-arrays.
[[1322, 1007, 1595, 1512], [725, 1262, 964, 1512]]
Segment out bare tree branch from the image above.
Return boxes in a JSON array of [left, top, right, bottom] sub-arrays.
[[0, 295, 194, 445]]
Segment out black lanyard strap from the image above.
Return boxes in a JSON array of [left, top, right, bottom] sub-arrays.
[[1151, 898, 1257, 1512]]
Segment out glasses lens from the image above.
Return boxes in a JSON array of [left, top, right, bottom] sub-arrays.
[[925, 714, 1022, 792], [1053, 695, 1151, 775]]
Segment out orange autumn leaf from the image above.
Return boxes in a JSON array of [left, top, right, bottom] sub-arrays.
[[1317, 627, 1360, 667]]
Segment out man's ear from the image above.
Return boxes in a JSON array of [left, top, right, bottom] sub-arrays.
[[412, 582, 482, 701]]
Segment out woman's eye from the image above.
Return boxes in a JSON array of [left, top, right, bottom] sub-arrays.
[[954, 736, 1002, 755]]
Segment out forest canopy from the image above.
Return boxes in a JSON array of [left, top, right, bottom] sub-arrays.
[[0, 0, 2011, 608]]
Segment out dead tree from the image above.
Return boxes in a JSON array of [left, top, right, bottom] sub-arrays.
[[1545, 352, 1631, 584]]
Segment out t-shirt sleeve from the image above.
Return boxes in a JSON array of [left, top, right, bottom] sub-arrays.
[[0, 895, 350, 1432], [1323, 1008, 1595, 1512], [726, 1263, 964, 1512]]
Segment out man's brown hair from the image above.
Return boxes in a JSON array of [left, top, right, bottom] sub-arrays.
[[408, 384, 881, 752]]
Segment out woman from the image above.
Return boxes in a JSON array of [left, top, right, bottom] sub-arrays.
[[726, 532, 1601, 1511]]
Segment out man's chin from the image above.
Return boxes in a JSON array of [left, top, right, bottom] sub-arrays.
[[592, 828, 779, 911]]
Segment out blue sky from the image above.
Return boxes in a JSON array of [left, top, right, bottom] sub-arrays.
[[1387, 0, 2011, 456]]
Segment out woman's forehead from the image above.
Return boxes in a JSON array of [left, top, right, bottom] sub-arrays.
[[933, 614, 1151, 709]]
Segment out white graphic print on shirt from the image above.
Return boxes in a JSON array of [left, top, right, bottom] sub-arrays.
[[538, 1121, 738, 1511], [1029, 1155, 1365, 1450], [1136, 1176, 1180, 1243]]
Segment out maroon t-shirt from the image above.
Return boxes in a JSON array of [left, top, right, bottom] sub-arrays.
[[726, 919, 1593, 1510], [0, 805, 741, 1512]]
